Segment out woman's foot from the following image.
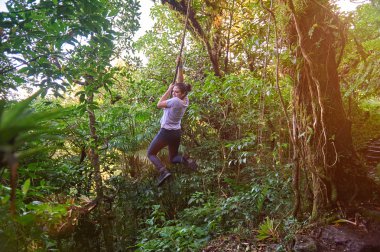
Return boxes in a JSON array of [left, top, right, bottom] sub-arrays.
[[157, 168, 171, 186]]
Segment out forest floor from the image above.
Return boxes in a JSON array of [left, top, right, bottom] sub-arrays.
[[202, 204, 380, 252], [202, 157, 380, 251], [305, 218, 380, 252]]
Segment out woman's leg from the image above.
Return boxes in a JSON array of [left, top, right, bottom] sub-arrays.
[[168, 130, 183, 164], [147, 129, 168, 171], [167, 129, 198, 170]]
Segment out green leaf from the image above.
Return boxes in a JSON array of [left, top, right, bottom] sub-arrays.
[[0, 90, 42, 130], [1, 195, 10, 204], [22, 179, 31, 197], [13, 76, 26, 84], [79, 93, 86, 103], [17, 213, 36, 225], [18, 67, 30, 74]]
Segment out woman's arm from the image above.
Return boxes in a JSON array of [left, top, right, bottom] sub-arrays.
[[157, 83, 174, 108], [157, 57, 184, 108]]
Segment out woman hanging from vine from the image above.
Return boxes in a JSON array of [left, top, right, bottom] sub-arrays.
[[147, 57, 197, 186]]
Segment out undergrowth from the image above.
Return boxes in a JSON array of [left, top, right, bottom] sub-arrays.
[[132, 167, 295, 251]]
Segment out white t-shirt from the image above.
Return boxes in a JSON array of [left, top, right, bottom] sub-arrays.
[[160, 97, 189, 130]]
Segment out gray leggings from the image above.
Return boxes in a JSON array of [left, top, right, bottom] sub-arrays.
[[147, 128, 183, 171]]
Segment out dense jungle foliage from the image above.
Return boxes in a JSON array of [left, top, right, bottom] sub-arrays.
[[0, 0, 379, 251]]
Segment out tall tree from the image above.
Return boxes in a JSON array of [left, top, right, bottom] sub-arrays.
[[1, 0, 140, 249], [283, 0, 377, 218], [60, 1, 140, 249], [160, 0, 225, 76], [159, 0, 269, 76]]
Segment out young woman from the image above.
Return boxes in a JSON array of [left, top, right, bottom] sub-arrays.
[[147, 58, 197, 186]]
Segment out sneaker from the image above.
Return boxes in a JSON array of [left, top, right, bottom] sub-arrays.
[[183, 155, 198, 171], [157, 169, 171, 186]]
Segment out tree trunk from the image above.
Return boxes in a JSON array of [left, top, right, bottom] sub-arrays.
[[161, 0, 223, 76], [7, 152, 18, 215], [286, 0, 375, 218], [86, 93, 114, 251]]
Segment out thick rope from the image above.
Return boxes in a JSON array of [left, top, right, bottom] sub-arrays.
[[172, 0, 192, 83]]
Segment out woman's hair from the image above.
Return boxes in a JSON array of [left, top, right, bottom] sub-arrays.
[[174, 82, 192, 95]]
